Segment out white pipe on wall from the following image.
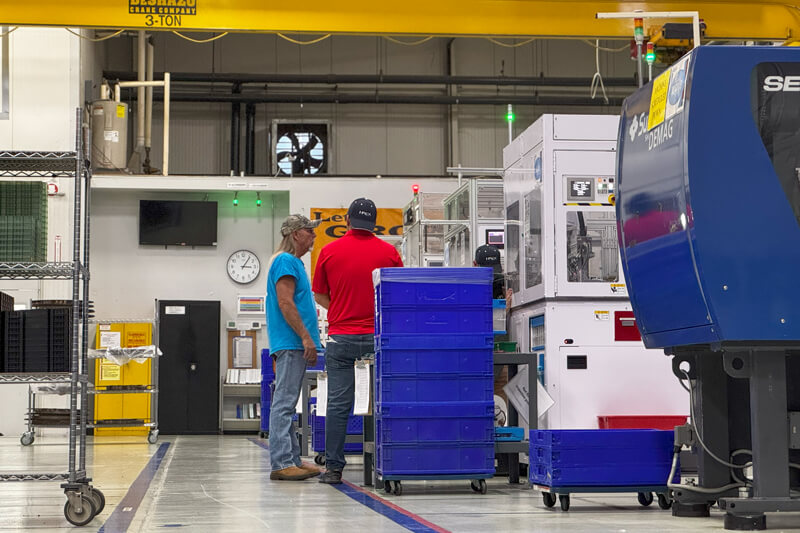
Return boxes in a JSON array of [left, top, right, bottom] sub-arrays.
[[115, 72, 171, 176], [163, 72, 170, 176], [137, 31, 146, 153], [145, 40, 154, 150]]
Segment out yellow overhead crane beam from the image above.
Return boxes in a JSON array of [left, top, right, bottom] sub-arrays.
[[0, 0, 798, 41]]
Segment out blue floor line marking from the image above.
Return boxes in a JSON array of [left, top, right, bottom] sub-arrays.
[[247, 436, 445, 533], [332, 482, 444, 533], [98, 442, 170, 533]]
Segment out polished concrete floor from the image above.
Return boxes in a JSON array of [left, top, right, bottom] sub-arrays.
[[2, 434, 800, 532]]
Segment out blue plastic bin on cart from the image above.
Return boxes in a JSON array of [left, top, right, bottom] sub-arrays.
[[310, 397, 363, 454], [529, 429, 677, 487], [375, 402, 494, 443], [373, 267, 497, 486]]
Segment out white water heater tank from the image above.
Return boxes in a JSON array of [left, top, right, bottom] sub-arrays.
[[91, 100, 128, 170]]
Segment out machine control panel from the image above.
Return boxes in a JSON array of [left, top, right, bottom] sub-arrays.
[[565, 176, 615, 204]]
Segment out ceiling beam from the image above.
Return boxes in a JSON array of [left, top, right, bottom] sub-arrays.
[[0, 1, 797, 41]]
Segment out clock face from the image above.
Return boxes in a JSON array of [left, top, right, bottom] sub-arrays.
[[227, 250, 261, 284]]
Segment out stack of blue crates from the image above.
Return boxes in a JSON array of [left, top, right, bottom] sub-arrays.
[[373, 268, 496, 478], [260, 349, 274, 434], [529, 429, 677, 487], [310, 396, 364, 455]]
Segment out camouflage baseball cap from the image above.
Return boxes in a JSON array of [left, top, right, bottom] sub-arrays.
[[280, 214, 322, 236]]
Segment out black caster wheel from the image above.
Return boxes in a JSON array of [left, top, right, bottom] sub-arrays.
[[559, 494, 570, 512], [393, 481, 402, 496], [384, 482, 392, 494], [64, 497, 96, 526], [20, 432, 34, 446], [478, 479, 487, 494], [542, 492, 557, 508], [87, 488, 105, 516], [147, 430, 159, 444], [470, 481, 480, 493], [314, 454, 325, 465], [657, 493, 672, 510], [637, 491, 654, 507]]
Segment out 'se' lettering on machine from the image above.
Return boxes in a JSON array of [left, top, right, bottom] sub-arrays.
[[616, 46, 800, 531]]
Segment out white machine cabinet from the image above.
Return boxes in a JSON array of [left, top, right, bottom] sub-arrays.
[[504, 114, 686, 429]]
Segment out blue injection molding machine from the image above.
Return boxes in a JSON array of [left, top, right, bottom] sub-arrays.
[[616, 46, 800, 349]]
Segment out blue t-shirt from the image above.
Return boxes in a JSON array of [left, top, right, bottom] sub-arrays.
[[266, 252, 322, 353]]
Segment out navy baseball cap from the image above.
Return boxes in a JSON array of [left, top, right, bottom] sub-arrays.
[[475, 245, 501, 267], [347, 198, 377, 231]]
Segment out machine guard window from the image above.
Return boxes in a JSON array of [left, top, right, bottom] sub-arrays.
[[566, 211, 619, 283], [505, 201, 521, 293], [524, 189, 543, 288]]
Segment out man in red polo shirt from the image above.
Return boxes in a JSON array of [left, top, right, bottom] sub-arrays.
[[312, 197, 403, 484]]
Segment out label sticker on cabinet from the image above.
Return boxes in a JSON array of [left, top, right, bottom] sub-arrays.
[[99, 331, 121, 349], [610, 283, 627, 295], [594, 310, 610, 321], [100, 363, 121, 381], [165, 306, 185, 315], [104, 130, 119, 143]]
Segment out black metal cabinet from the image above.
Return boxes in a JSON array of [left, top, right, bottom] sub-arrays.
[[157, 300, 220, 434]]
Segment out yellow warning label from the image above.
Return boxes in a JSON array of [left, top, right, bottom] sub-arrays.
[[594, 310, 610, 321], [116, 105, 125, 118], [647, 71, 671, 131], [100, 363, 121, 381]]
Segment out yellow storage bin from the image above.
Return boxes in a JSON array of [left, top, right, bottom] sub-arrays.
[[94, 322, 153, 436]]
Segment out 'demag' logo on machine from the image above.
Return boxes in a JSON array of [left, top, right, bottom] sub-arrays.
[[129, 0, 196, 15], [762, 76, 800, 92]]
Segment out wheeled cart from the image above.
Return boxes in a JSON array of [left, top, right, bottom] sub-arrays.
[[381, 474, 493, 496], [0, 111, 104, 526], [536, 484, 673, 512]]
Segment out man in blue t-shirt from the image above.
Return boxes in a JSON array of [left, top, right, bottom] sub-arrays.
[[266, 214, 323, 481]]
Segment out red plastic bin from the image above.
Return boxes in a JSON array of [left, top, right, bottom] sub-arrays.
[[597, 415, 688, 431]]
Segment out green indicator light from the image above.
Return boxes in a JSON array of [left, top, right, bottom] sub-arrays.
[[233, 198, 238, 206], [506, 111, 515, 122], [256, 199, 262, 206]]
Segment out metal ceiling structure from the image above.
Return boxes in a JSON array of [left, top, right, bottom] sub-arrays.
[[0, 0, 798, 41]]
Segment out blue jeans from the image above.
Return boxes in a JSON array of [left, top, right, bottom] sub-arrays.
[[324, 334, 374, 471], [269, 349, 307, 471]]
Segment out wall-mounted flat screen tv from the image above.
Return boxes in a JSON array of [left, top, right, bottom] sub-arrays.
[[139, 200, 218, 246]]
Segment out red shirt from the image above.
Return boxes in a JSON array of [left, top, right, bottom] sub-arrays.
[[312, 229, 403, 335]]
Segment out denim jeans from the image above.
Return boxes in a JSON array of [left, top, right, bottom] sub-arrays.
[[269, 349, 307, 471], [324, 333, 374, 471]]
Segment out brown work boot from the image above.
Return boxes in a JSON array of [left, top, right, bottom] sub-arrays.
[[270, 465, 318, 481], [299, 461, 323, 475]]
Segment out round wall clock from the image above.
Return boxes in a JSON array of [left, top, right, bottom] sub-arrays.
[[227, 249, 261, 284]]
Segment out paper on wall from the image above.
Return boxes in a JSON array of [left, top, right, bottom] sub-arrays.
[[353, 361, 370, 415], [316, 372, 328, 417], [502, 365, 554, 430]]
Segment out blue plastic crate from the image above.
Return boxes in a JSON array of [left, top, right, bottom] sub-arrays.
[[375, 333, 494, 351], [376, 416, 493, 444], [311, 412, 363, 453], [530, 429, 674, 450], [375, 402, 494, 444], [376, 306, 492, 335], [531, 444, 676, 466], [529, 462, 677, 487], [376, 441, 495, 476], [374, 267, 493, 307], [376, 373, 493, 403], [376, 346, 493, 376], [494, 427, 524, 442]]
